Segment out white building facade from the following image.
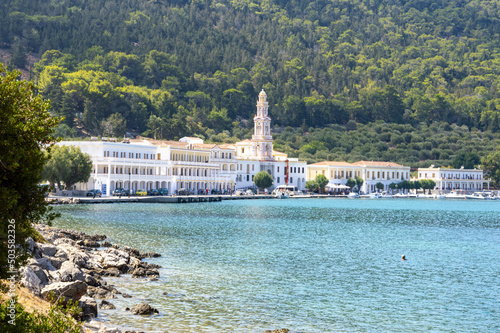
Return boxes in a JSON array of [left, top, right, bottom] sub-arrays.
[[58, 138, 237, 196], [417, 165, 489, 192], [308, 160, 411, 193], [232, 90, 307, 191]]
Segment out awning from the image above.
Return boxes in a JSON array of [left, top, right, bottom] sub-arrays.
[[326, 183, 350, 189]]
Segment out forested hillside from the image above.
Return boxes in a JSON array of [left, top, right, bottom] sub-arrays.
[[3, 0, 500, 166]]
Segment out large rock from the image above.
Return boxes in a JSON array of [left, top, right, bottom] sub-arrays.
[[41, 281, 87, 302], [53, 261, 99, 287], [101, 248, 130, 269], [53, 238, 77, 247], [26, 237, 43, 259], [99, 300, 116, 310], [56, 243, 99, 269], [130, 303, 159, 315], [35, 257, 56, 271], [28, 264, 49, 286], [79, 296, 98, 320], [38, 243, 58, 257], [21, 266, 42, 296], [86, 286, 118, 300]]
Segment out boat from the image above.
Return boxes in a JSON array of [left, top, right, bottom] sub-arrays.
[[347, 192, 359, 198], [465, 191, 499, 200], [379, 191, 394, 198], [445, 190, 467, 199], [393, 193, 409, 198], [360, 192, 381, 199], [275, 191, 290, 199], [272, 185, 298, 198]]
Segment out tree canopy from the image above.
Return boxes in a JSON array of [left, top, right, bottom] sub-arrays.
[[2, 0, 500, 171], [43, 145, 93, 190], [315, 174, 329, 193], [482, 150, 500, 186], [0, 64, 59, 279], [254, 170, 273, 189]]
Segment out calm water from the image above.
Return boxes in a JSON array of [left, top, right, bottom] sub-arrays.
[[51, 199, 499, 332]]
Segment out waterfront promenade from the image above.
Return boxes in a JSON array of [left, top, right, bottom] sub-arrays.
[[46, 194, 320, 204]]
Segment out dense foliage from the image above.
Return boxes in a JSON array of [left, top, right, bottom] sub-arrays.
[[42, 145, 93, 190], [0, 297, 81, 332], [2, 0, 500, 169], [0, 65, 58, 279], [273, 121, 500, 168], [254, 170, 274, 189]]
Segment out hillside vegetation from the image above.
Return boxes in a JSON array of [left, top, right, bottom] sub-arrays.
[[2, 0, 500, 166]]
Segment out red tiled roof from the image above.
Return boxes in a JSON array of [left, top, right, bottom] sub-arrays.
[[352, 161, 405, 167], [309, 161, 355, 167]]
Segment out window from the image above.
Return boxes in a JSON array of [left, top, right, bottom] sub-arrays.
[[252, 165, 254, 171], [247, 175, 250, 181], [278, 177, 280, 183], [302, 167, 304, 173], [290, 177, 293, 183], [278, 166, 280, 172]]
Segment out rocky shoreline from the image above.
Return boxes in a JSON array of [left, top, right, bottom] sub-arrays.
[[19, 224, 295, 333], [20, 224, 163, 333]]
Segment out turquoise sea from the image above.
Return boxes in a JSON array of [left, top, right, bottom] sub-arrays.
[[51, 199, 499, 332]]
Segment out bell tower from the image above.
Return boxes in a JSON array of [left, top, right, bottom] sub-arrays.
[[251, 89, 273, 160]]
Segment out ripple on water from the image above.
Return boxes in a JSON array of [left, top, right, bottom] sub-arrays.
[[52, 199, 500, 333]]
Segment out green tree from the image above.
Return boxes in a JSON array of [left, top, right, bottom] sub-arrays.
[[101, 113, 127, 138], [420, 179, 436, 194], [452, 152, 480, 169], [305, 180, 317, 192], [375, 182, 384, 191], [254, 171, 273, 189], [355, 176, 364, 193], [53, 123, 77, 139], [0, 64, 59, 279], [315, 174, 329, 193], [346, 177, 356, 189], [144, 114, 166, 140], [43, 145, 92, 190], [481, 150, 500, 185]]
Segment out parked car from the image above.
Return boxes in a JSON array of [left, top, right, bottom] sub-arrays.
[[147, 189, 160, 196], [86, 189, 102, 197], [136, 189, 147, 196], [121, 189, 134, 196], [197, 189, 205, 195], [245, 189, 255, 195], [158, 188, 169, 196], [235, 189, 244, 196], [178, 188, 188, 195], [112, 188, 124, 196]]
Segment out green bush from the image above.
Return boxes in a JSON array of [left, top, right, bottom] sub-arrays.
[[0, 297, 81, 333]]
